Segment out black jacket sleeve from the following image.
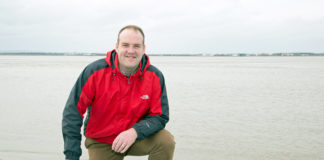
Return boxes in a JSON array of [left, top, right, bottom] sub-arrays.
[[62, 68, 90, 160]]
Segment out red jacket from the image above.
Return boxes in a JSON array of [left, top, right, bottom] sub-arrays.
[[62, 50, 169, 160]]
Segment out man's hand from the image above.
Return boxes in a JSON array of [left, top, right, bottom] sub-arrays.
[[112, 128, 138, 153]]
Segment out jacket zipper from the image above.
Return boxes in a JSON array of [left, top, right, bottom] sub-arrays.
[[126, 75, 131, 84]]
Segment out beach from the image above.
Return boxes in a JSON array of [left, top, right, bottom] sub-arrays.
[[0, 55, 323, 160]]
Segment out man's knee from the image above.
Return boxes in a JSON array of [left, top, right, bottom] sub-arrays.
[[126, 129, 175, 159], [153, 129, 176, 149]]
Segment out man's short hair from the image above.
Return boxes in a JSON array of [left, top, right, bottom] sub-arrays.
[[117, 25, 145, 45]]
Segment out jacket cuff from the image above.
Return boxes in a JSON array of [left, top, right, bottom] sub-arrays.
[[132, 125, 145, 140], [65, 151, 81, 160]]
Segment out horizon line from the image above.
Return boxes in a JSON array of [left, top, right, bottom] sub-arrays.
[[1, 52, 324, 57]]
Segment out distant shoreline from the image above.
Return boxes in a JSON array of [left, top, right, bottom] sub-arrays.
[[1, 52, 324, 57]]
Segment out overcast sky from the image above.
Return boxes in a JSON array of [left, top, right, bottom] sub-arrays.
[[1, 0, 323, 54]]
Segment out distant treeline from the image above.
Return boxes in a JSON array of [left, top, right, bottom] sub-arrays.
[[0, 52, 105, 56], [1, 52, 324, 56]]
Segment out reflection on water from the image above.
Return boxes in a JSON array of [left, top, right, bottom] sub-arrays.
[[0, 56, 324, 160]]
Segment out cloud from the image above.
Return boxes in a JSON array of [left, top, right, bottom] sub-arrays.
[[0, 0, 323, 53]]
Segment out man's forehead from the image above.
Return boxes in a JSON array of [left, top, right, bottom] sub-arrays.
[[119, 29, 144, 44]]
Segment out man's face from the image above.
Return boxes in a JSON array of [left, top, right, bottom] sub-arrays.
[[116, 29, 145, 72]]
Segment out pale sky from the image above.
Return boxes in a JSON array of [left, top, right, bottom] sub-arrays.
[[1, 0, 323, 54]]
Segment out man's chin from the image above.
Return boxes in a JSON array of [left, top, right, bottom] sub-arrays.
[[125, 63, 138, 69], [126, 61, 139, 66]]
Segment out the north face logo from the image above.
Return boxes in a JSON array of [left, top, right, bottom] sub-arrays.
[[140, 95, 149, 100]]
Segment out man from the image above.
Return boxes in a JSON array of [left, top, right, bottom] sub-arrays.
[[62, 25, 175, 160]]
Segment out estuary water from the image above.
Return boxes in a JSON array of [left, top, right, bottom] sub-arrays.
[[0, 55, 323, 160]]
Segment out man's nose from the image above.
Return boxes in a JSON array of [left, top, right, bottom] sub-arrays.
[[127, 46, 136, 53]]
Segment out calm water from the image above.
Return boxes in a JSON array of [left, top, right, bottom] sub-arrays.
[[0, 55, 323, 160]]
